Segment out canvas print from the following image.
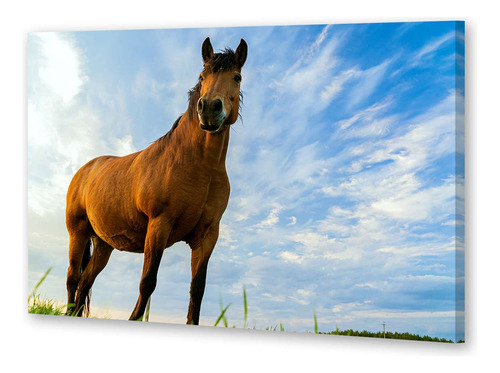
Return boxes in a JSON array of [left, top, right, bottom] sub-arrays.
[[27, 21, 465, 342]]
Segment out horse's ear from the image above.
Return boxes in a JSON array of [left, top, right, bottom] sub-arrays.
[[235, 39, 248, 68], [202, 37, 213, 64]]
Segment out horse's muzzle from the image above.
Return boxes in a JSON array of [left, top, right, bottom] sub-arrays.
[[200, 121, 225, 133], [197, 97, 227, 133]]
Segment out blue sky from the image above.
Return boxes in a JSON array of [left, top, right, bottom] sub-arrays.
[[27, 21, 464, 341]]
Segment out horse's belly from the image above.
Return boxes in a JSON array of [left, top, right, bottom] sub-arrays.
[[100, 233, 145, 253], [87, 206, 147, 252]]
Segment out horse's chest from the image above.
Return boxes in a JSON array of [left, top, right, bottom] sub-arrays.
[[173, 181, 224, 222], [165, 176, 229, 242]]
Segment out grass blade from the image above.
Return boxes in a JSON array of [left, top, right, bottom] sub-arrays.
[[313, 311, 318, 334], [214, 304, 231, 327], [214, 290, 231, 327], [243, 285, 248, 329], [30, 267, 52, 299]]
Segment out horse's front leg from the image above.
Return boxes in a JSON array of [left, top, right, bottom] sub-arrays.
[[186, 225, 219, 325], [129, 217, 171, 321]]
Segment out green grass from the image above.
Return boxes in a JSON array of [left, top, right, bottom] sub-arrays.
[[28, 268, 66, 316], [243, 285, 248, 329], [265, 323, 285, 332], [214, 290, 231, 327], [28, 268, 87, 317]]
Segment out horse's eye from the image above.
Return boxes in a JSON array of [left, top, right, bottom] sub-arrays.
[[199, 75, 204, 82], [234, 74, 242, 84]]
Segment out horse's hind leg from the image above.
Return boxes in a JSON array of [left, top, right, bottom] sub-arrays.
[[74, 236, 113, 316], [66, 224, 92, 315]]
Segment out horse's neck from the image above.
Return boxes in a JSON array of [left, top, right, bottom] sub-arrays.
[[166, 113, 230, 168]]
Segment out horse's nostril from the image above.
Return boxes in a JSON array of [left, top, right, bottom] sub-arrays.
[[197, 98, 205, 113], [212, 99, 223, 115]]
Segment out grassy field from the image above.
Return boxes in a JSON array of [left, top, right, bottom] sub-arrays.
[[29, 268, 461, 343], [28, 268, 67, 316]]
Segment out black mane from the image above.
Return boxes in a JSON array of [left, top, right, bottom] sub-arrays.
[[154, 115, 181, 150]]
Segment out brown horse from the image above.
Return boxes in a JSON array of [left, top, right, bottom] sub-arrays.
[[65, 37, 247, 324]]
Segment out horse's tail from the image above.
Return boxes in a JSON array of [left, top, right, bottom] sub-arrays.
[[81, 238, 92, 273], [80, 238, 92, 317]]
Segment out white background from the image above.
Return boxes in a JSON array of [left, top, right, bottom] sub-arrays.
[[1, 1, 496, 371]]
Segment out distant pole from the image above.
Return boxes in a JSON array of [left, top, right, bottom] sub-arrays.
[[382, 321, 386, 338]]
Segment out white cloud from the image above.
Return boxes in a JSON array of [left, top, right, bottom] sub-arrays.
[[310, 25, 332, 52], [369, 179, 454, 222], [390, 31, 456, 78], [34, 32, 87, 104], [288, 296, 310, 306], [279, 251, 304, 264], [441, 219, 464, 227], [355, 283, 375, 289], [28, 32, 137, 217], [343, 116, 396, 139], [411, 31, 455, 66], [335, 96, 393, 131], [218, 223, 238, 249], [297, 289, 311, 297], [262, 292, 286, 302], [291, 232, 336, 253], [320, 68, 360, 103], [332, 301, 366, 313], [272, 30, 343, 112], [347, 58, 394, 109], [254, 205, 283, 228]]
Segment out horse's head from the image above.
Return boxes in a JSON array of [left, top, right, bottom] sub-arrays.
[[196, 37, 247, 133]]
